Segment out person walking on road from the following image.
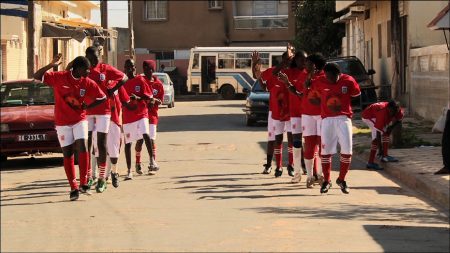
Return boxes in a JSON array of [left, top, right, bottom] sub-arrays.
[[34, 55, 106, 200]]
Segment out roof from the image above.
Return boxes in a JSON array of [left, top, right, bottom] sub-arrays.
[[1, 79, 36, 85], [428, 4, 450, 30], [192, 46, 286, 53]]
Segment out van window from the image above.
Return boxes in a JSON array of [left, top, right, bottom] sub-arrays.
[[260, 53, 270, 68], [192, 53, 199, 69], [235, 53, 252, 69], [218, 53, 234, 69]]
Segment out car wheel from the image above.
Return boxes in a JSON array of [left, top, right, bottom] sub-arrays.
[[0, 154, 7, 162], [246, 115, 256, 126], [221, 85, 235, 100]]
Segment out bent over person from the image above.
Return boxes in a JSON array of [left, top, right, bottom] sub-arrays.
[[34, 55, 106, 201]]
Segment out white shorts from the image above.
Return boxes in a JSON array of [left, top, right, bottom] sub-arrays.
[[149, 123, 157, 140], [55, 120, 88, 147], [123, 118, 150, 144], [302, 114, 322, 137], [87, 115, 111, 133], [107, 122, 122, 158], [290, 117, 302, 134], [321, 116, 353, 155], [362, 118, 382, 140], [267, 111, 275, 141], [273, 119, 291, 136]]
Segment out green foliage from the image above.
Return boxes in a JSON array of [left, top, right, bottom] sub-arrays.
[[293, 0, 345, 57]]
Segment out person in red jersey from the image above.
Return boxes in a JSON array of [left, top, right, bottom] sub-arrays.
[[362, 100, 404, 170], [34, 54, 106, 201], [316, 63, 361, 194], [122, 60, 156, 179], [134, 60, 164, 175], [278, 50, 309, 184], [84, 46, 128, 193]]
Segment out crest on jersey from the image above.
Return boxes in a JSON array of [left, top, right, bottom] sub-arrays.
[[80, 89, 86, 97], [342, 86, 348, 94], [135, 85, 141, 92], [100, 73, 106, 81], [153, 89, 158, 96]]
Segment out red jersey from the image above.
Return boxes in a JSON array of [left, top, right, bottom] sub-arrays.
[[261, 67, 290, 121], [43, 71, 105, 126], [122, 75, 153, 124], [147, 76, 165, 125], [110, 86, 130, 126], [316, 74, 361, 118], [87, 63, 125, 116], [285, 68, 307, 117], [301, 71, 324, 116], [362, 102, 404, 132]]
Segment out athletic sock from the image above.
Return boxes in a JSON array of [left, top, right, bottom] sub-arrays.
[[293, 147, 302, 172], [321, 155, 332, 182], [382, 135, 389, 156], [288, 144, 293, 166], [304, 158, 313, 179], [135, 151, 141, 165], [369, 140, 378, 163], [274, 144, 282, 168], [339, 154, 352, 181], [98, 162, 106, 179], [152, 143, 157, 161], [314, 151, 322, 176], [78, 151, 89, 186], [64, 156, 78, 190]]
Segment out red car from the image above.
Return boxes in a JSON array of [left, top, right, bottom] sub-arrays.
[[0, 79, 61, 161]]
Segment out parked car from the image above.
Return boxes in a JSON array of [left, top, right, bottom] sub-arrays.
[[243, 80, 269, 126], [153, 72, 175, 108], [0, 79, 61, 161], [327, 56, 378, 110]]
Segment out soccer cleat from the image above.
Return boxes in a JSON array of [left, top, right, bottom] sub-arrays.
[[148, 165, 157, 175], [306, 177, 314, 188], [125, 171, 133, 180], [135, 163, 143, 175], [314, 175, 324, 186], [366, 162, 384, 170], [287, 165, 295, 177], [95, 178, 107, 193], [70, 189, 79, 201], [381, 155, 399, 163], [262, 164, 272, 174], [336, 178, 350, 194], [111, 173, 119, 188], [274, 167, 283, 177], [80, 185, 92, 195], [291, 172, 302, 183], [87, 177, 97, 187], [320, 181, 332, 194]]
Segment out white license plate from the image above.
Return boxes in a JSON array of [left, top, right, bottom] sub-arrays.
[[18, 134, 47, 142]]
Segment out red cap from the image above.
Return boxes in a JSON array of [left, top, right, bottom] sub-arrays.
[[144, 60, 156, 71]]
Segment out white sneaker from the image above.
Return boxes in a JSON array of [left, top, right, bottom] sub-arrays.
[[291, 172, 302, 183], [125, 171, 133, 180]]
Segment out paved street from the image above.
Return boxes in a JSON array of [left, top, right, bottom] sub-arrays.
[[1, 100, 449, 252]]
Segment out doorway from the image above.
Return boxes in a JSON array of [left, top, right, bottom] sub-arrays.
[[201, 56, 216, 93]]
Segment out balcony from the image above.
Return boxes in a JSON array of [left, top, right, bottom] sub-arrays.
[[234, 15, 288, 29]]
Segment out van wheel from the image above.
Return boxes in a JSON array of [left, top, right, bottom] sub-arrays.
[[220, 85, 235, 100]]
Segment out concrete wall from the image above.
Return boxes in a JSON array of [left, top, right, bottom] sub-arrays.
[[409, 45, 449, 122], [0, 15, 28, 81]]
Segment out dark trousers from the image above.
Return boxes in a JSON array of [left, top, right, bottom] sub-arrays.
[[442, 109, 450, 169]]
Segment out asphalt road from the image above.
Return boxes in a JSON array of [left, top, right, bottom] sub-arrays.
[[1, 100, 449, 252]]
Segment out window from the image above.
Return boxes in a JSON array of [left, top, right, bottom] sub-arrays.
[[208, 0, 223, 9], [235, 53, 251, 69], [378, 23, 382, 59], [259, 53, 270, 68], [387, 20, 391, 58], [144, 0, 168, 21], [218, 53, 234, 69]]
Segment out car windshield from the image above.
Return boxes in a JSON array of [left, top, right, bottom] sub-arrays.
[[332, 59, 367, 80], [0, 82, 54, 107], [252, 80, 266, 92], [154, 74, 169, 86]]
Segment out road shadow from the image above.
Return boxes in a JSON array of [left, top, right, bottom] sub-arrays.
[[364, 224, 449, 252], [158, 113, 266, 132], [1, 156, 63, 172]]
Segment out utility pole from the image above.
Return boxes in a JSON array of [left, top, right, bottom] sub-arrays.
[[101, 0, 108, 64], [27, 0, 36, 78], [128, 0, 135, 61]]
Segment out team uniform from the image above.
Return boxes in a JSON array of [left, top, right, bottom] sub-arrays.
[[122, 75, 153, 144], [43, 71, 105, 191], [362, 102, 404, 166], [316, 74, 361, 193], [147, 76, 164, 169], [301, 71, 325, 184]]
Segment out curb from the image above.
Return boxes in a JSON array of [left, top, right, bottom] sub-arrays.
[[354, 150, 449, 213], [175, 95, 221, 101]]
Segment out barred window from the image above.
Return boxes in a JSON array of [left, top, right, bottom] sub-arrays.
[[208, 0, 223, 9], [145, 0, 168, 21]]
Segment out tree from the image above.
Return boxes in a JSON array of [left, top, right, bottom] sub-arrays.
[[293, 0, 345, 57]]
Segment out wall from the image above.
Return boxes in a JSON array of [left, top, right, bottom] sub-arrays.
[[0, 15, 28, 81], [409, 45, 449, 121]]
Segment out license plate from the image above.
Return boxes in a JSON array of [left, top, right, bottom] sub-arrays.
[[18, 134, 47, 142]]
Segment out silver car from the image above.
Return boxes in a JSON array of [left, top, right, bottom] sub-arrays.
[[153, 72, 175, 108]]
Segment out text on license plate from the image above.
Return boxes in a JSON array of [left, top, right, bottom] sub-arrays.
[[18, 134, 47, 142]]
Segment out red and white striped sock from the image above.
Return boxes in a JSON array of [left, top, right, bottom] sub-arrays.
[[339, 154, 352, 181], [382, 135, 390, 156], [274, 144, 282, 168], [152, 143, 157, 161], [288, 144, 293, 166], [98, 162, 106, 179], [135, 151, 141, 165], [321, 155, 332, 182]]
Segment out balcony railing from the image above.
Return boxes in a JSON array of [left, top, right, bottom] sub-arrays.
[[234, 15, 288, 29]]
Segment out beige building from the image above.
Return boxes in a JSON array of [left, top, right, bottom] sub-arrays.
[[335, 1, 449, 122]]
